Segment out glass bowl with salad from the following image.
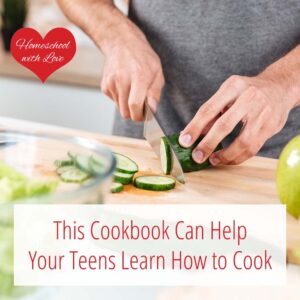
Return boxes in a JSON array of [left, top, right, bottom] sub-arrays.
[[0, 129, 116, 299]]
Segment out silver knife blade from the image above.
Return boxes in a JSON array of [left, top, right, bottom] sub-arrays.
[[143, 103, 185, 184]]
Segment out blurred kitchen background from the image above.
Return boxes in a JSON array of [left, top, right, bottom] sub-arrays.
[[0, 0, 128, 135]]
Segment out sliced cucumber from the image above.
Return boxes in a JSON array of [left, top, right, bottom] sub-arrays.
[[89, 155, 106, 175], [114, 153, 138, 174], [56, 165, 77, 175], [134, 176, 176, 191], [114, 171, 133, 185], [60, 168, 89, 183], [54, 159, 73, 168], [160, 137, 172, 175], [165, 133, 222, 173], [75, 154, 92, 174], [67, 151, 76, 161], [111, 182, 123, 193]]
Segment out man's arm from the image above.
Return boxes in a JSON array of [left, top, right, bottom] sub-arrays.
[[57, 0, 164, 121], [179, 45, 300, 165]]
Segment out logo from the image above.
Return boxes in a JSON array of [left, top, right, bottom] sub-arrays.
[[11, 27, 76, 83]]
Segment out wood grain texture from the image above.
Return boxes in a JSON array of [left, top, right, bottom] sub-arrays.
[[1, 117, 299, 264]]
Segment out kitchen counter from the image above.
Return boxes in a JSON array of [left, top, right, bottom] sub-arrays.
[[0, 116, 299, 265]]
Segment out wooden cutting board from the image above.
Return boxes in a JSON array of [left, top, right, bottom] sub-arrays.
[[1, 117, 299, 265]]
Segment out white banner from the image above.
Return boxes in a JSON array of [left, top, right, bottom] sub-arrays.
[[14, 204, 286, 286]]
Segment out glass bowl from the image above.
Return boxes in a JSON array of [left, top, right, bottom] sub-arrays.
[[0, 129, 116, 299]]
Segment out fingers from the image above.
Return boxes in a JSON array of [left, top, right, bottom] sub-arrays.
[[191, 98, 249, 163], [179, 75, 248, 148], [208, 86, 274, 166], [209, 124, 264, 166], [116, 80, 131, 119], [128, 69, 165, 121], [101, 77, 118, 105], [147, 70, 165, 113], [128, 75, 149, 122]]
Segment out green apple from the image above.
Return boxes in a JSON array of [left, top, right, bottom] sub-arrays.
[[277, 135, 300, 218]]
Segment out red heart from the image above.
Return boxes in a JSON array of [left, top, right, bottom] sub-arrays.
[[11, 27, 76, 83]]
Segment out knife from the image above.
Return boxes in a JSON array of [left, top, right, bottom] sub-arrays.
[[143, 103, 185, 184]]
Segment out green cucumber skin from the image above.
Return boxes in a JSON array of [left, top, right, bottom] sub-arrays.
[[114, 153, 139, 174], [166, 133, 222, 173], [75, 155, 92, 174], [114, 173, 133, 185], [56, 166, 77, 175], [89, 156, 106, 176], [134, 176, 176, 191], [54, 159, 73, 168], [111, 182, 123, 193], [60, 169, 89, 183], [161, 137, 172, 175]]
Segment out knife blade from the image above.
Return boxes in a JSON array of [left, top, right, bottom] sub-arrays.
[[143, 103, 185, 184]]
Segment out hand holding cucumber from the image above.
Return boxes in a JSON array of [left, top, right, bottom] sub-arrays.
[[179, 70, 299, 166]]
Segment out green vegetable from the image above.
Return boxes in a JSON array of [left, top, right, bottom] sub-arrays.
[[89, 155, 106, 175], [134, 175, 176, 191], [160, 137, 172, 175], [55, 152, 108, 184], [0, 226, 13, 274], [164, 133, 222, 173], [56, 165, 76, 175], [0, 161, 58, 202], [114, 153, 138, 174], [60, 168, 90, 183], [111, 182, 123, 193], [54, 159, 73, 168], [114, 171, 133, 185], [74, 154, 92, 173]]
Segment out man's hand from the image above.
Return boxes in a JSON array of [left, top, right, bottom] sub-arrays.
[[100, 29, 164, 121], [179, 46, 300, 165], [57, 0, 164, 121]]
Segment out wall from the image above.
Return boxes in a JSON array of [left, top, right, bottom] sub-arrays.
[[0, 77, 115, 134]]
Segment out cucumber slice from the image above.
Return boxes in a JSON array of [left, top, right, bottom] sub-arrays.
[[114, 153, 138, 174], [134, 176, 176, 191], [111, 182, 123, 193], [114, 171, 133, 185], [75, 154, 92, 174], [56, 165, 77, 175], [160, 137, 173, 175], [165, 133, 222, 173], [54, 159, 73, 168], [60, 168, 89, 183], [67, 151, 76, 161], [89, 155, 106, 175]]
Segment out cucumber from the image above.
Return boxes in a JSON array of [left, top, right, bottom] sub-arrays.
[[114, 171, 133, 185], [74, 154, 92, 173], [54, 159, 73, 168], [164, 133, 222, 173], [89, 155, 106, 175], [111, 182, 123, 193], [60, 168, 89, 183], [134, 176, 176, 191], [67, 151, 76, 161], [160, 137, 172, 175], [56, 165, 77, 175], [114, 153, 138, 174]]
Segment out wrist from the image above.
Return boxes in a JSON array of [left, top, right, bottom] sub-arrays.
[[91, 6, 146, 56], [259, 45, 300, 110], [259, 65, 300, 111]]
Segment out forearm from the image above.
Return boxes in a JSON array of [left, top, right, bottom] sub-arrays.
[[259, 44, 300, 109], [57, 0, 145, 54]]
